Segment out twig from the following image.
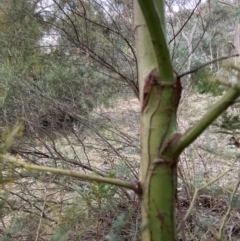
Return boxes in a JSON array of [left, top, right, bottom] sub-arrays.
[[217, 175, 240, 240], [183, 167, 233, 222], [35, 187, 47, 241], [178, 54, 240, 78], [168, 0, 201, 44]]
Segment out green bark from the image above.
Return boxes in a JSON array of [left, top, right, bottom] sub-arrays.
[[135, 1, 178, 240], [135, 1, 240, 241]]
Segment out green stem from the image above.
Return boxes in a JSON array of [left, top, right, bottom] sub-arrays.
[[176, 88, 240, 155], [2, 155, 139, 193], [137, 0, 174, 81]]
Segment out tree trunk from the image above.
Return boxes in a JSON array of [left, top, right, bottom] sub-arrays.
[[135, 1, 240, 241], [134, 1, 179, 240]]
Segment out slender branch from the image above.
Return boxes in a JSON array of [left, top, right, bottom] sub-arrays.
[[178, 17, 210, 73], [176, 87, 240, 155], [183, 167, 233, 222], [218, 0, 235, 7], [217, 177, 240, 240], [35, 187, 47, 241], [168, 0, 201, 44], [178, 54, 240, 78], [1, 155, 140, 194], [137, 0, 174, 81]]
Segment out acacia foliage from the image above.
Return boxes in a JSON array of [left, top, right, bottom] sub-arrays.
[[0, 0, 136, 136]]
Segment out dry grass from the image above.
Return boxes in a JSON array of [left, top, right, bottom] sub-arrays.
[[1, 92, 240, 240], [178, 92, 240, 240]]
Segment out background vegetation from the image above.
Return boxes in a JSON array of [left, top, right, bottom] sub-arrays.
[[0, 0, 240, 240]]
